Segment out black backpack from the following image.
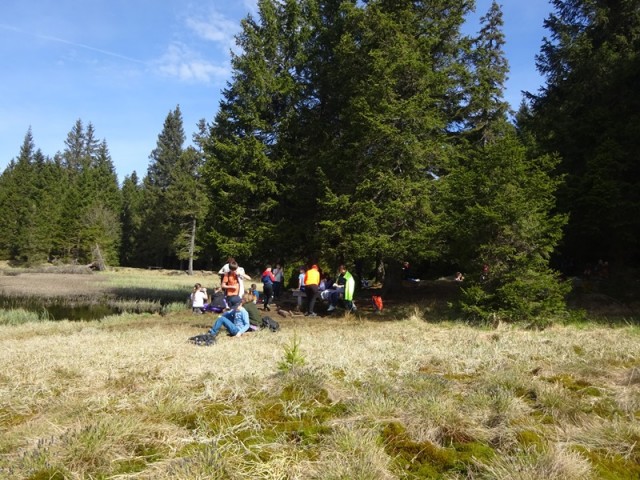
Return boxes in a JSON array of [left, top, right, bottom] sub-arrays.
[[188, 333, 217, 346], [261, 316, 280, 332]]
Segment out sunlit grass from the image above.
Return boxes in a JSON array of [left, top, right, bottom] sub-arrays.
[[1, 309, 639, 479]]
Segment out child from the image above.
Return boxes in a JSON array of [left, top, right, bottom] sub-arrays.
[[204, 287, 227, 313], [261, 265, 276, 311], [208, 295, 250, 338], [250, 283, 260, 303], [191, 283, 207, 314]]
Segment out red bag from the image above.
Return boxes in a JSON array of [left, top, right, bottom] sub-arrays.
[[372, 295, 383, 312]]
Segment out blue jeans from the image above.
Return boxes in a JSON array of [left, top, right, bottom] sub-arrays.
[[209, 317, 239, 336]]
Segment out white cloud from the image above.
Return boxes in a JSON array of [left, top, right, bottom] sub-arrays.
[[185, 10, 239, 51], [154, 42, 229, 84]]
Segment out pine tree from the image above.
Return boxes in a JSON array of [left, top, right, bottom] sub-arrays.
[[147, 106, 186, 191], [138, 106, 186, 267], [312, 0, 473, 282], [79, 141, 122, 266], [463, 0, 511, 145], [203, 0, 308, 263], [528, 0, 640, 266], [120, 171, 143, 266], [442, 121, 569, 323]]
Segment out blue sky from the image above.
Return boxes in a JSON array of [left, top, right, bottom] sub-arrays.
[[0, 1, 552, 182]]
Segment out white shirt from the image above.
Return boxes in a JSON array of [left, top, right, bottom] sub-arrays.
[[191, 290, 207, 308]]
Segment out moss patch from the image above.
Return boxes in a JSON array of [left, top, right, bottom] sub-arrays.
[[381, 421, 495, 478], [575, 446, 640, 480]]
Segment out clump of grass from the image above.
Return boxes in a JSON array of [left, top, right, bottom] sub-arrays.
[[307, 427, 395, 479], [478, 445, 592, 479], [0, 307, 50, 325]]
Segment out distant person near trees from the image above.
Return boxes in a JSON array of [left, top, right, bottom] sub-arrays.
[[272, 263, 284, 299], [261, 264, 276, 311], [191, 283, 207, 314], [297, 266, 306, 291], [327, 265, 356, 313], [304, 264, 320, 317]]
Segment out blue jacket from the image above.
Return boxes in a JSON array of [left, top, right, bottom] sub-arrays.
[[220, 307, 250, 335]]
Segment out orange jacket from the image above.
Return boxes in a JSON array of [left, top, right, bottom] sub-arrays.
[[223, 271, 240, 296], [304, 266, 320, 286]]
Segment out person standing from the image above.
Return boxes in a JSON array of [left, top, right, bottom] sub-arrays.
[[303, 264, 320, 317], [236, 265, 252, 296], [297, 266, 306, 291], [272, 263, 284, 299], [218, 257, 235, 285], [261, 265, 276, 311], [218, 257, 251, 295], [221, 261, 241, 299]]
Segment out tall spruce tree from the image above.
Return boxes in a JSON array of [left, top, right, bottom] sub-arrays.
[[442, 121, 569, 323], [203, 0, 309, 263], [203, 0, 475, 276], [528, 0, 640, 267], [441, 2, 569, 322], [138, 106, 186, 267], [312, 0, 473, 282], [462, 0, 511, 145], [120, 171, 144, 267], [0, 129, 37, 261], [166, 120, 209, 274]]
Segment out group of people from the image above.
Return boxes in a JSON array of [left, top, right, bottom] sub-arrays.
[[297, 264, 356, 317], [190, 258, 357, 339]]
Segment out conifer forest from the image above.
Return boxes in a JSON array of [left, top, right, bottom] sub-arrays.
[[1, 0, 638, 321]]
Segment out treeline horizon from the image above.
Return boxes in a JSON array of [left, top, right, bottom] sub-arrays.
[[1, 0, 638, 322]]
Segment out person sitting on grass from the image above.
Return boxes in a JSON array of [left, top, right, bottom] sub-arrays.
[[208, 295, 250, 338], [242, 292, 262, 329], [203, 287, 227, 313], [191, 283, 207, 314]]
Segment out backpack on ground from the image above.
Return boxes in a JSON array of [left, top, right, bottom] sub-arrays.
[[261, 316, 280, 332], [188, 333, 216, 346]]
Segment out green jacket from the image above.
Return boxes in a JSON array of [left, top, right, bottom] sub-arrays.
[[243, 301, 262, 326], [343, 271, 355, 301]]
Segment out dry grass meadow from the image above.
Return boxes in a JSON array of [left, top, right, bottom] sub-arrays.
[[1, 266, 639, 479]]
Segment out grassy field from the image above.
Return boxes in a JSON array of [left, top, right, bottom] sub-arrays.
[[1, 266, 639, 479]]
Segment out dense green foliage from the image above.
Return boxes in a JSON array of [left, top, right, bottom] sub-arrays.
[[2, 0, 637, 320], [523, 0, 640, 267]]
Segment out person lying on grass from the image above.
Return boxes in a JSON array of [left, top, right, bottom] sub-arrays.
[[208, 295, 250, 338]]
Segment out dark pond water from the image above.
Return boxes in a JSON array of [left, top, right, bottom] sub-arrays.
[[43, 303, 122, 321], [0, 295, 152, 321]]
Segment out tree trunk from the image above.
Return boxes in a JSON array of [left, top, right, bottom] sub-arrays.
[[187, 217, 196, 276]]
